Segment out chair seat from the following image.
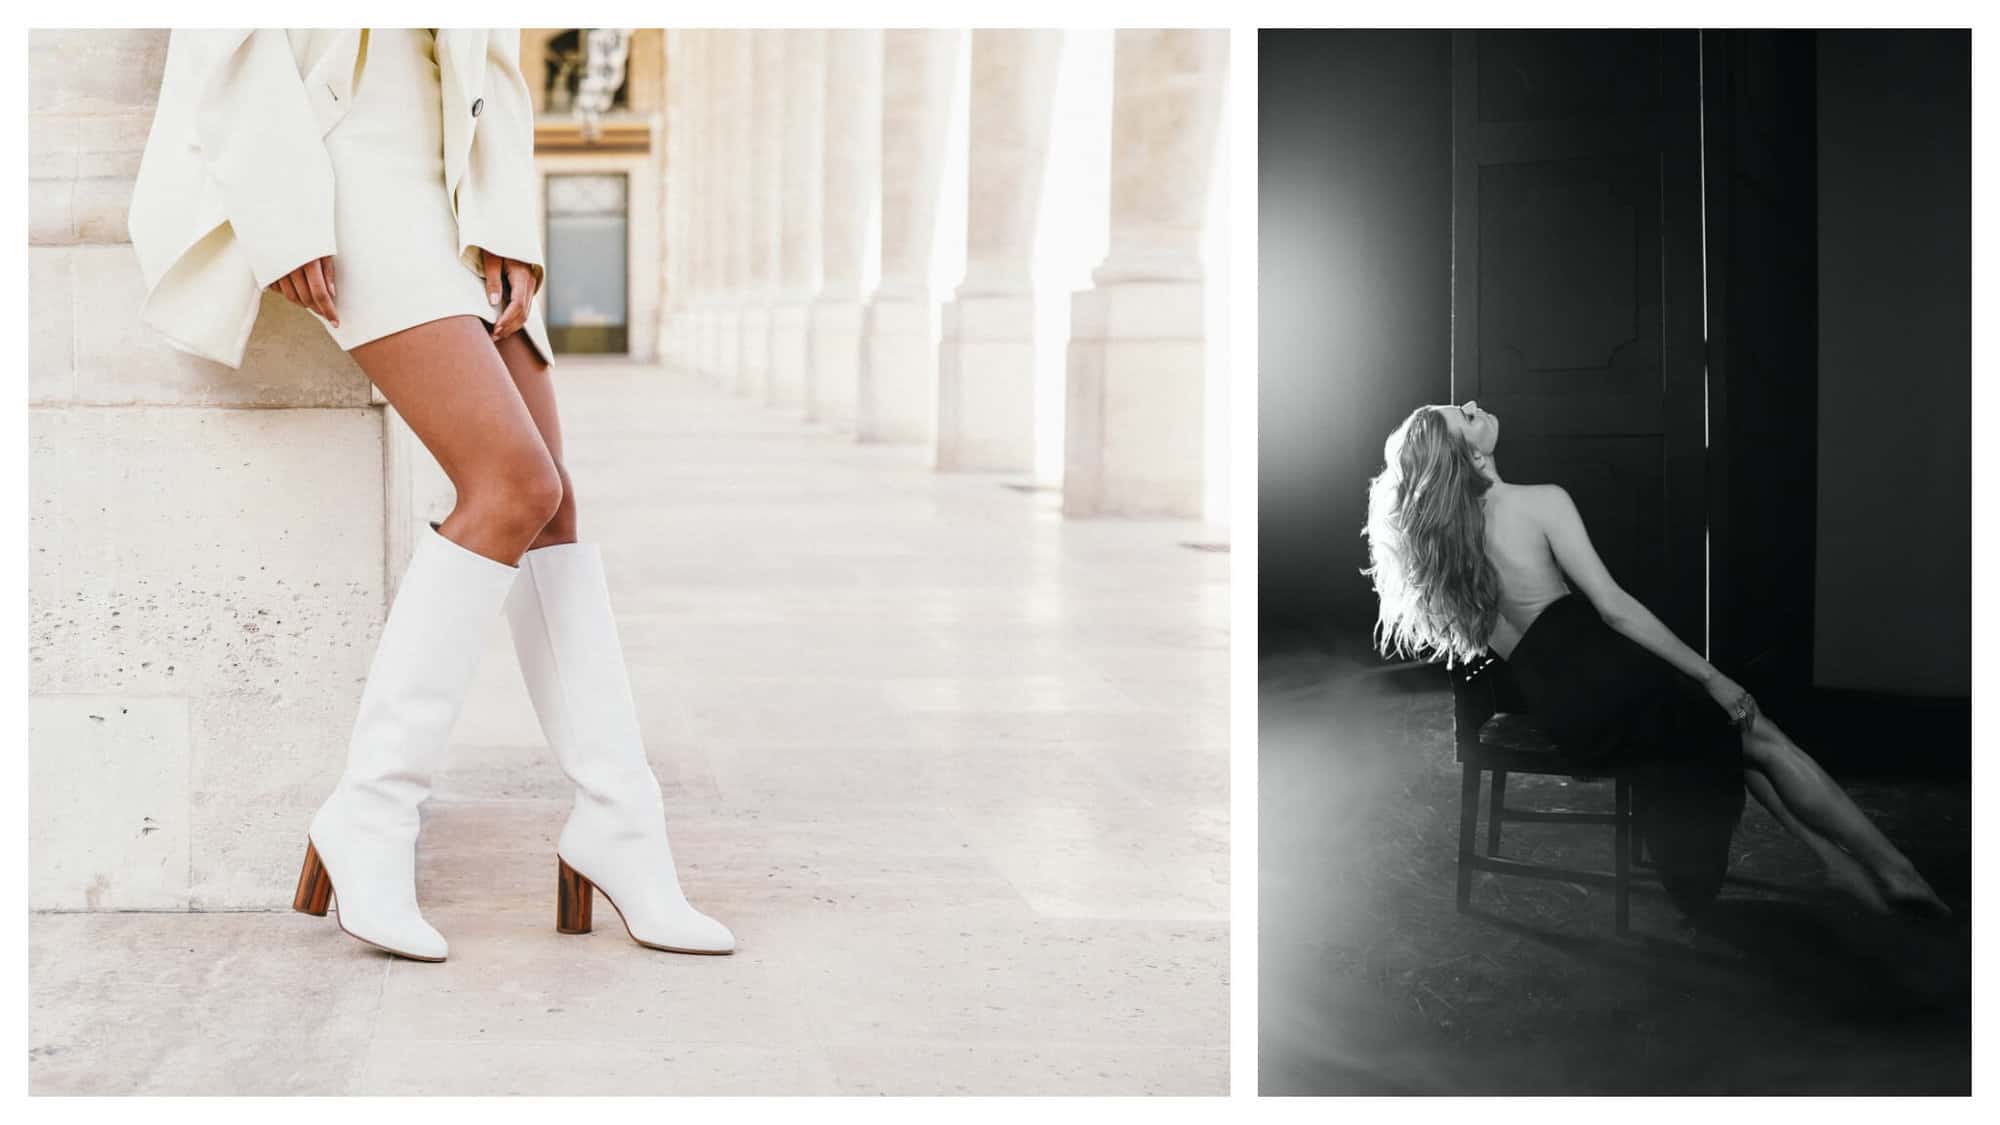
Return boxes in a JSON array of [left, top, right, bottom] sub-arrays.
[[1458, 713, 1622, 778], [1478, 713, 1559, 754]]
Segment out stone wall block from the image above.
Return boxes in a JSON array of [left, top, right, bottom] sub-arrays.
[[30, 695, 193, 911], [29, 30, 167, 115], [30, 405, 385, 909], [29, 180, 75, 247], [30, 247, 75, 404], [70, 245, 372, 408]]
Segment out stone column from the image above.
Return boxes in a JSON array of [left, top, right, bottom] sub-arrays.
[[30, 31, 394, 909], [697, 29, 726, 384], [688, 30, 712, 378], [858, 29, 961, 445], [691, 30, 715, 378], [735, 30, 782, 400], [715, 29, 752, 390], [1064, 29, 1227, 516], [935, 30, 1062, 472], [658, 30, 685, 369], [769, 30, 825, 414], [808, 30, 882, 431]]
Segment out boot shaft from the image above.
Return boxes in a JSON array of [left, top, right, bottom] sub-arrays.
[[333, 524, 521, 800]]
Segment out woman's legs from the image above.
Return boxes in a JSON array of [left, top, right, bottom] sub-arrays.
[[486, 335, 734, 953], [1738, 712, 1948, 914], [302, 317, 557, 960], [1740, 767, 1886, 912], [491, 332, 578, 550], [349, 316, 564, 562]]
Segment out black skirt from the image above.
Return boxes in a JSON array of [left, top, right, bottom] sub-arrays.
[[1505, 593, 1746, 913]]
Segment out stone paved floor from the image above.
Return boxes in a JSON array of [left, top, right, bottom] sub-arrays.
[[30, 361, 1230, 1095]]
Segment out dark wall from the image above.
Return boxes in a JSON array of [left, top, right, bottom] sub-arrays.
[[1258, 30, 1451, 654], [1812, 31, 1971, 697]]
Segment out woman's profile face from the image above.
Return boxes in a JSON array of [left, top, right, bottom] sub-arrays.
[[1433, 400, 1499, 455]]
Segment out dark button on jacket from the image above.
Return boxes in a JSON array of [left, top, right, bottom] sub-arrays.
[[470, 96, 484, 117]]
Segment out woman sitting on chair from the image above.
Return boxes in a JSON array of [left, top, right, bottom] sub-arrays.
[[1361, 400, 1949, 919]]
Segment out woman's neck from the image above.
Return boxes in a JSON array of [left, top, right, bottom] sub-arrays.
[[1478, 456, 1503, 486]]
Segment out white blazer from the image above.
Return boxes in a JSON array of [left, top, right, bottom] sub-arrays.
[[127, 29, 547, 369]]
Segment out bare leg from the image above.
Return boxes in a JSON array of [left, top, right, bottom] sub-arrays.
[[1740, 712, 1948, 916], [349, 316, 563, 564], [1741, 768, 1887, 913], [492, 333, 578, 550]]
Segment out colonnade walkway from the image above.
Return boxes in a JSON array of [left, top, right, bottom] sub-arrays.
[[30, 360, 1229, 1095]]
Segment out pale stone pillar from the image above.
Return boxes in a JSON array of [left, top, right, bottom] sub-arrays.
[[1064, 30, 1227, 516], [697, 29, 726, 384], [685, 29, 710, 380], [808, 29, 883, 431], [690, 30, 714, 378], [735, 31, 782, 400], [858, 30, 961, 445], [935, 30, 1062, 472], [30, 31, 396, 909], [715, 29, 753, 390], [658, 30, 684, 369], [769, 30, 825, 414]]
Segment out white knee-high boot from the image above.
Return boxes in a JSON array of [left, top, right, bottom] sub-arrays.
[[504, 539, 734, 955], [293, 522, 520, 961]]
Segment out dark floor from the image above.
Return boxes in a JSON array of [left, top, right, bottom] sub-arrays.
[[1259, 649, 1972, 1095]]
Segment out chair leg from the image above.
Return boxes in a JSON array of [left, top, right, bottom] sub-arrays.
[[1486, 770, 1508, 856], [1456, 764, 1480, 912], [1614, 777, 1632, 935], [1629, 786, 1648, 868]]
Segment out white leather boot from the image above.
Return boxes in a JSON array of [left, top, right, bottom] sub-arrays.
[[504, 539, 734, 955], [293, 522, 520, 961]]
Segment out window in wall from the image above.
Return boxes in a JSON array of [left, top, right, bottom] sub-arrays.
[[544, 172, 630, 354]]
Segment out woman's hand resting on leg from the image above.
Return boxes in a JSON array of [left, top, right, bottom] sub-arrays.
[[480, 251, 540, 343], [1705, 670, 1758, 731]]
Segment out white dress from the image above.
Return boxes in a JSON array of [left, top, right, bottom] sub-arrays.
[[318, 28, 553, 365]]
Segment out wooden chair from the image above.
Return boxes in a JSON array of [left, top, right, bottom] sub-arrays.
[[1451, 653, 1640, 934]]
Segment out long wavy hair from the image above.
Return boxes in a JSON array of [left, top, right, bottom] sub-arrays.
[[1361, 405, 1501, 665]]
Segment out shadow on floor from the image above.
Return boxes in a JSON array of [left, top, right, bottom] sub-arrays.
[[1259, 647, 1970, 1095]]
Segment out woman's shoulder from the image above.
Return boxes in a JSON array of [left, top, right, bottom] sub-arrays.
[[1486, 480, 1563, 506], [1493, 481, 1574, 510], [1487, 482, 1579, 532]]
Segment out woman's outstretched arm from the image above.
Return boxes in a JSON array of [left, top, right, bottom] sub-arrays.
[[1533, 485, 1737, 696]]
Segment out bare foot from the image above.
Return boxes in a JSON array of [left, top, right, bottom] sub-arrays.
[[1820, 850, 1890, 914], [1878, 866, 1953, 919]]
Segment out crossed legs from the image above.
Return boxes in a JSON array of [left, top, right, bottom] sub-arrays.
[[1736, 712, 1949, 916], [349, 316, 575, 557]]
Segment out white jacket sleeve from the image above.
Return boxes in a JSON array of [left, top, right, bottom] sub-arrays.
[[185, 29, 339, 288], [453, 31, 547, 293]]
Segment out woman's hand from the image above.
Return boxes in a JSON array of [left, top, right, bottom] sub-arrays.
[[267, 255, 338, 327], [1705, 670, 1759, 731], [481, 251, 540, 343]]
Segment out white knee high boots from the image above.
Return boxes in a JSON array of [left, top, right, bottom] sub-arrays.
[[293, 523, 520, 961], [504, 540, 735, 955]]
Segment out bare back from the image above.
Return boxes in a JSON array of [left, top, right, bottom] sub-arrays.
[[1479, 483, 1573, 659]]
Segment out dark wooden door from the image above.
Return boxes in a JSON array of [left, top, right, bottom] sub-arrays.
[[1451, 30, 1709, 650], [1701, 31, 1818, 695]]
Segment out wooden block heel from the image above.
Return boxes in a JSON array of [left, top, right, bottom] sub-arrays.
[[293, 840, 333, 916], [557, 856, 594, 934]]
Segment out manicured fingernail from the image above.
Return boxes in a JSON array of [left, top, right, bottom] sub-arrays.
[[488, 291, 500, 306]]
